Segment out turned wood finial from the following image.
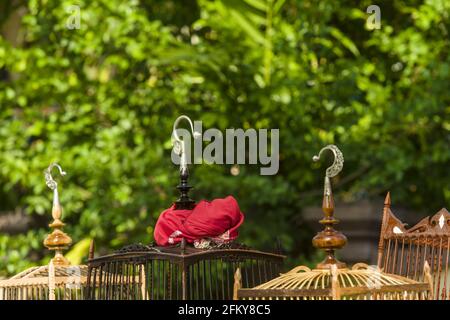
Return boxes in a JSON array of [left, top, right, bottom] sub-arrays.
[[384, 192, 391, 208], [312, 145, 347, 269], [43, 163, 72, 266], [175, 169, 196, 210]]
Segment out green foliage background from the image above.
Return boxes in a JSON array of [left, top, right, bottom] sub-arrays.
[[0, 0, 449, 277]]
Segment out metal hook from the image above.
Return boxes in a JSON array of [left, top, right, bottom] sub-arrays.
[[172, 115, 201, 145], [312, 144, 344, 178], [172, 115, 201, 173], [44, 163, 67, 191]]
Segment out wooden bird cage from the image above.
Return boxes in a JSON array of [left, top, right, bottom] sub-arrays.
[[85, 241, 284, 300], [377, 192, 450, 300], [235, 145, 433, 301], [0, 163, 91, 300]]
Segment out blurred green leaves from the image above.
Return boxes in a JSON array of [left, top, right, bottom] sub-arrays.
[[65, 237, 92, 265]]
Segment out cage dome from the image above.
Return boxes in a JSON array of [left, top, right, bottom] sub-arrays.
[[238, 263, 431, 300]]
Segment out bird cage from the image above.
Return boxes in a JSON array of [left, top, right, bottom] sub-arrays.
[[236, 263, 432, 300], [0, 163, 90, 300], [85, 240, 284, 300], [235, 145, 433, 300], [377, 193, 450, 299]]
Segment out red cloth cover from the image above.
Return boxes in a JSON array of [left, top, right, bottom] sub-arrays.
[[154, 196, 244, 246]]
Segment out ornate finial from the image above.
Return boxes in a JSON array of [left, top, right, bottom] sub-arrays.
[[172, 115, 201, 210], [384, 192, 391, 208], [43, 163, 72, 266], [311, 145, 347, 269]]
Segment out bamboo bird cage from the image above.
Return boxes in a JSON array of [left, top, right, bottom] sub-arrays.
[[377, 193, 450, 299], [235, 145, 433, 300], [0, 163, 91, 300]]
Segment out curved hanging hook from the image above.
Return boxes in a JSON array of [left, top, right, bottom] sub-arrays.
[[172, 115, 201, 144], [312, 144, 344, 178], [44, 163, 67, 191], [44, 162, 67, 212], [172, 115, 201, 174]]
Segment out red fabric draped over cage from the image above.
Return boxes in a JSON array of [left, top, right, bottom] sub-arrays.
[[154, 196, 244, 247]]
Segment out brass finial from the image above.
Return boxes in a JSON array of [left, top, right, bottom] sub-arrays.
[[312, 145, 347, 269], [43, 163, 72, 266]]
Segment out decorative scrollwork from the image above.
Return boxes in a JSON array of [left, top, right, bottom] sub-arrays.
[[209, 242, 252, 251], [44, 163, 66, 190], [312, 144, 344, 178], [172, 137, 182, 156], [115, 243, 160, 253]]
